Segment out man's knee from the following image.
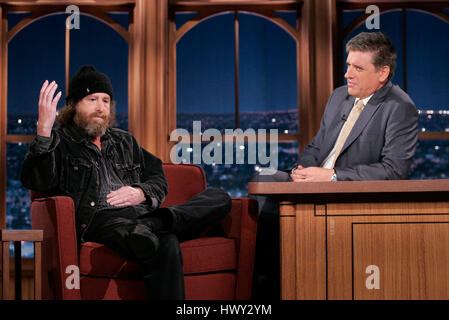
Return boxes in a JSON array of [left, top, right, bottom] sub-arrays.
[[202, 188, 232, 219], [213, 188, 232, 209]]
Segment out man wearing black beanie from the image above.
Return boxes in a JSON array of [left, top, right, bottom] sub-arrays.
[[21, 65, 232, 300]]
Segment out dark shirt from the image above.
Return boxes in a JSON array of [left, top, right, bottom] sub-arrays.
[[21, 122, 168, 242]]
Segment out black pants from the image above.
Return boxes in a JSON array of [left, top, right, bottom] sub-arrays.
[[250, 170, 291, 300], [83, 188, 231, 300]]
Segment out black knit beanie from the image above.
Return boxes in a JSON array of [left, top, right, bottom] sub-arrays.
[[66, 65, 114, 104]]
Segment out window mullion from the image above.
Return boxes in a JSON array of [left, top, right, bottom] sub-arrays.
[[65, 20, 70, 97], [402, 8, 407, 93], [234, 10, 239, 129]]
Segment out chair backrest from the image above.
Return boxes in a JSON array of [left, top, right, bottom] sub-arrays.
[[162, 163, 207, 207]]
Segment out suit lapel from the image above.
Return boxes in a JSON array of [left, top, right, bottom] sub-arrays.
[[339, 81, 393, 156], [318, 95, 355, 161]]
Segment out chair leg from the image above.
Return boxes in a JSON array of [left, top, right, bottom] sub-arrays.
[[34, 242, 42, 300], [14, 241, 22, 300], [2, 241, 10, 300]]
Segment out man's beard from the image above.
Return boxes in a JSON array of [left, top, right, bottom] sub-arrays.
[[74, 111, 110, 138]]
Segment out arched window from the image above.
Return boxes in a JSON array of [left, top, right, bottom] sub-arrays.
[[171, 5, 300, 196]]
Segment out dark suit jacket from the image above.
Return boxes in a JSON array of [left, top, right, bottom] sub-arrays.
[[296, 81, 419, 180]]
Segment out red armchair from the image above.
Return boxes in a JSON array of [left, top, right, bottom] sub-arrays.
[[30, 163, 258, 300]]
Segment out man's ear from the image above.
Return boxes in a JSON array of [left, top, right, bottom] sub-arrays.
[[379, 65, 390, 83]]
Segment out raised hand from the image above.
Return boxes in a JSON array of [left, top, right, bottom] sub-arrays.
[[37, 80, 62, 137]]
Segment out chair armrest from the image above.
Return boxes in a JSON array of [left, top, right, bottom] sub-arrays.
[[31, 196, 81, 300], [221, 197, 258, 300]]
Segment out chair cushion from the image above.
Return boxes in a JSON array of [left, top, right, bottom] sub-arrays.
[[185, 273, 236, 300], [79, 242, 142, 278], [80, 277, 147, 300], [79, 237, 237, 278], [181, 237, 237, 275]]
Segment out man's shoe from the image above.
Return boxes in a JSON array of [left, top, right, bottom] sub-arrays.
[[129, 223, 160, 261]]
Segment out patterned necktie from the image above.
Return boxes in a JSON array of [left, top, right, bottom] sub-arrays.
[[331, 99, 365, 168]]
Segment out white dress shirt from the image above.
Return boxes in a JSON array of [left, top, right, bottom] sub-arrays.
[[321, 94, 373, 169]]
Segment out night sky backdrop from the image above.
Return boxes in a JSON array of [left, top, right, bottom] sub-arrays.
[[6, 10, 449, 119]]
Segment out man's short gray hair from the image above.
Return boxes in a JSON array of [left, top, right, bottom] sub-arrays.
[[346, 32, 397, 81]]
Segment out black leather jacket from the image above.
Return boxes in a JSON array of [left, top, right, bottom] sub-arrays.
[[21, 122, 168, 242]]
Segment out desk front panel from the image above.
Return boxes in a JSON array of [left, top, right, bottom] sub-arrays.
[[280, 201, 449, 300]]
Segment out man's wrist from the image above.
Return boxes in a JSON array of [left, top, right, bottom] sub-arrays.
[[37, 124, 53, 137], [133, 186, 146, 204], [331, 170, 337, 182]]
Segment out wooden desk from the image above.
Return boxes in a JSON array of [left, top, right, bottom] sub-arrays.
[[248, 179, 449, 300]]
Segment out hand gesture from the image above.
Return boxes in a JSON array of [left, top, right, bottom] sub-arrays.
[[106, 186, 146, 207], [37, 80, 62, 137]]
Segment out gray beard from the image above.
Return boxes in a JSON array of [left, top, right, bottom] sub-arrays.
[[74, 112, 109, 138]]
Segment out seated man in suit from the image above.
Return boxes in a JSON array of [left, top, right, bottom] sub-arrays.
[[21, 65, 232, 300], [251, 32, 419, 299]]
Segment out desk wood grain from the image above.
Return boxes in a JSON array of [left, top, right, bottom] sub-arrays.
[[249, 180, 449, 300]]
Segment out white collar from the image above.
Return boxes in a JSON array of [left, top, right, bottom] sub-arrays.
[[355, 94, 374, 107]]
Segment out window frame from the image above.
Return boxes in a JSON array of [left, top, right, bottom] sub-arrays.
[[167, 1, 303, 156]]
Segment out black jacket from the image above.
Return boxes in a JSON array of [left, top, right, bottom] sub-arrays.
[[21, 122, 169, 242]]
